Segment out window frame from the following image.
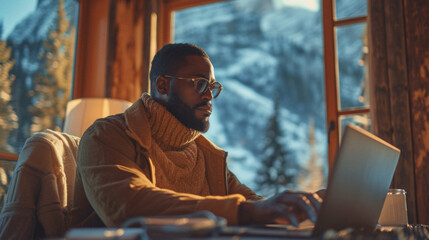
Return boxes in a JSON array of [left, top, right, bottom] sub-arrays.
[[323, 0, 369, 169], [158, 0, 226, 48], [0, 152, 18, 161]]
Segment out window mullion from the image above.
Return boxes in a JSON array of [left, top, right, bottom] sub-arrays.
[[323, 0, 340, 170], [0, 152, 18, 161], [334, 16, 367, 26]]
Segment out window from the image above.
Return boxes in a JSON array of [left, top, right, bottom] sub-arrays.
[[159, 0, 369, 197], [0, 0, 79, 159], [0, 0, 79, 207]]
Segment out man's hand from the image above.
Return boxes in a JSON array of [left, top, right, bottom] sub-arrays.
[[238, 190, 325, 226]]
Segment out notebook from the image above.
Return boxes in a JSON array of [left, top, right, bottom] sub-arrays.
[[223, 124, 401, 238]]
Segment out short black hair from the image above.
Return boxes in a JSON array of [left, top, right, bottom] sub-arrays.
[[149, 43, 209, 94]]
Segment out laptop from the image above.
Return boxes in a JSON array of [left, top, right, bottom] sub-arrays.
[[223, 124, 401, 237]]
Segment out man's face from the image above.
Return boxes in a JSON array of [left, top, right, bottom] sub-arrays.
[[165, 55, 215, 133]]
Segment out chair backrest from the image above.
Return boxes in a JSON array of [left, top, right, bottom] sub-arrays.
[[0, 129, 80, 239]]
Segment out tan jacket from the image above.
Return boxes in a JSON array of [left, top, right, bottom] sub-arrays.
[[70, 98, 261, 228]]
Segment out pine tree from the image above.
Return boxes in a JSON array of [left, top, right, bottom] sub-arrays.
[[256, 97, 297, 196], [0, 38, 18, 152], [29, 0, 76, 133], [297, 118, 325, 192]]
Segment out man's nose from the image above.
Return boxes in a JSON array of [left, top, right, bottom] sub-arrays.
[[201, 87, 214, 101]]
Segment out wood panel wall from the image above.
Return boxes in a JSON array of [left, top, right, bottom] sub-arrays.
[[404, 0, 429, 224], [105, 0, 154, 102], [369, 0, 429, 224]]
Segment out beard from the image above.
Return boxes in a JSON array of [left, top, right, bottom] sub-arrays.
[[166, 91, 210, 133]]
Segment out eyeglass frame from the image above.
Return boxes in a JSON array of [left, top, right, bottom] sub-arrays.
[[163, 74, 223, 98]]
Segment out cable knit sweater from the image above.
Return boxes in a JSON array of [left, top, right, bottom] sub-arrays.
[[70, 93, 262, 228], [142, 94, 210, 195]]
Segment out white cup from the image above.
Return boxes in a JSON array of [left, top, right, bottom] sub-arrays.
[[378, 189, 408, 226]]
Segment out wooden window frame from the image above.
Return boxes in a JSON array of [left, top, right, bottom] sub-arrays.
[[0, 152, 19, 161], [157, 0, 226, 49], [323, 0, 369, 169]]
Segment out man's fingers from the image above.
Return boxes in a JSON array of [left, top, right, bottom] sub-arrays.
[[315, 189, 327, 200], [277, 192, 319, 223], [242, 190, 327, 226], [306, 192, 323, 213], [274, 206, 299, 227], [295, 196, 317, 223]]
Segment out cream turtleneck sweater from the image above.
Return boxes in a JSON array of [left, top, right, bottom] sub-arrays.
[[141, 93, 211, 196]]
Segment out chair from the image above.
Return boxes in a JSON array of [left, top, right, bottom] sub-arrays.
[[0, 129, 80, 239]]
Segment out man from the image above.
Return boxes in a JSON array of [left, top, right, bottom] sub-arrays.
[[70, 43, 323, 228]]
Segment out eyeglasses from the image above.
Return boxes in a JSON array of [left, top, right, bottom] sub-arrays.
[[163, 74, 223, 98]]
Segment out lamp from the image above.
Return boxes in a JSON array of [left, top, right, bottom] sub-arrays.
[[63, 98, 132, 137]]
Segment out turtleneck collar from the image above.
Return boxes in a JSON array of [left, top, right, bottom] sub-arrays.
[[141, 93, 201, 150]]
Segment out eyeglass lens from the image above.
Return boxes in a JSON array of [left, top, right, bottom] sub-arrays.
[[195, 79, 221, 98], [196, 79, 208, 94], [211, 83, 221, 98]]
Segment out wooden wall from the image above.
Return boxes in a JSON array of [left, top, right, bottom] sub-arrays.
[[369, 0, 429, 224], [105, 0, 155, 102], [405, 0, 429, 224]]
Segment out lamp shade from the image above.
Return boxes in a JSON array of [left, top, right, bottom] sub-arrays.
[[63, 98, 132, 137]]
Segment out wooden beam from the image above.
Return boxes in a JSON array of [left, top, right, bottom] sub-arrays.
[[73, 0, 110, 98], [403, 0, 429, 224], [383, 0, 416, 224], [157, 0, 170, 48], [368, 0, 392, 145], [368, 0, 429, 224], [105, 0, 145, 102], [141, 0, 158, 94]]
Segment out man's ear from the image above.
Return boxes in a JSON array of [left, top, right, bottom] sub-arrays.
[[156, 76, 170, 96]]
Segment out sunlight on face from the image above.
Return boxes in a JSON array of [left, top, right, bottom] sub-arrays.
[[281, 0, 319, 11]]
